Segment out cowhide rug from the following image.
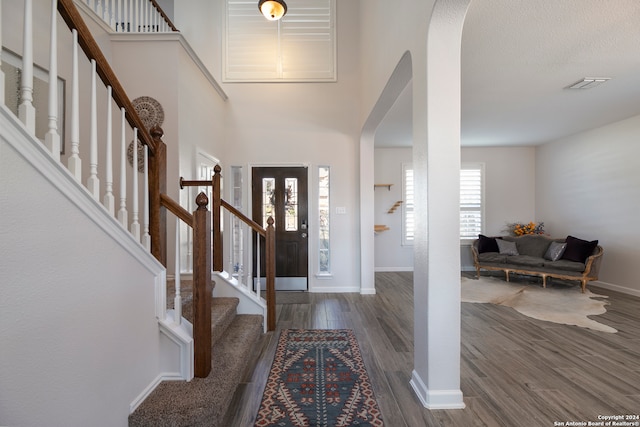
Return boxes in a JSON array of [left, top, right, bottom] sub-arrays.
[[461, 276, 617, 333]]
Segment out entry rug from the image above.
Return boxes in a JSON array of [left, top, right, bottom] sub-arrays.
[[254, 329, 384, 427]]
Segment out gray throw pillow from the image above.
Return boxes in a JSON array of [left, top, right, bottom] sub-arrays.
[[544, 241, 567, 261], [497, 239, 519, 256]]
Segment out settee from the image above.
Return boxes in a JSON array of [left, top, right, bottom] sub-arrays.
[[471, 234, 603, 293]]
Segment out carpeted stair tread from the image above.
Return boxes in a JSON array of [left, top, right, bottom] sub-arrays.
[[129, 314, 263, 427]]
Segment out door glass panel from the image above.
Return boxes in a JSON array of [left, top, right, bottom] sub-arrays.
[[284, 178, 298, 231], [262, 178, 275, 228], [318, 166, 330, 273]]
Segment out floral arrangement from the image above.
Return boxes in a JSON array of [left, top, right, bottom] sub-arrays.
[[505, 221, 545, 236]]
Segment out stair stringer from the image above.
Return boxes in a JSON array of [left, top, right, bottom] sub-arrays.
[[213, 271, 267, 332]]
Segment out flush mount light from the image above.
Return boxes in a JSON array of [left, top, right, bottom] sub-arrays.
[[566, 78, 611, 89], [258, 0, 287, 21]]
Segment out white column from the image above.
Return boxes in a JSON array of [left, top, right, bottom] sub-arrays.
[[19, 0, 36, 133], [174, 217, 182, 325], [104, 86, 115, 215], [45, 0, 61, 161], [87, 59, 100, 199], [117, 108, 128, 227], [130, 127, 140, 241], [142, 145, 151, 250], [67, 29, 82, 181], [409, 0, 470, 411]]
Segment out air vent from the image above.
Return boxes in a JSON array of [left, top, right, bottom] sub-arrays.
[[566, 78, 611, 89]]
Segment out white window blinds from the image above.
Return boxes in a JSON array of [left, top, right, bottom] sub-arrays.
[[460, 165, 484, 239], [225, 0, 336, 82]]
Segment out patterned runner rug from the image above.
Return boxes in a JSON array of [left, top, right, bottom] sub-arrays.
[[254, 329, 384, 427]]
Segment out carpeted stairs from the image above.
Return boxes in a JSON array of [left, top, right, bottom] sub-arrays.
[[129, 280, 263, 427]]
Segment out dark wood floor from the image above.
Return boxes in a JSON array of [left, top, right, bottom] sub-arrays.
[[225, 272, 640, 427]]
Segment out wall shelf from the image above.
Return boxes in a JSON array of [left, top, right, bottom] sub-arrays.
[[374, 225, 390, 233], [388, 200, 403, 213], [374, 184, 392, 191]]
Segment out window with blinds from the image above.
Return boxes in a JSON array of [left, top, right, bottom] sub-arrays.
[[224, 0, 336, 82], [460, 164, 484, 240], [402, 163, 484, 243]]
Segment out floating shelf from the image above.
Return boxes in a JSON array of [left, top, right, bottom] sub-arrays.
[[374, 184, 392, 191], [388, 200, 403, 214], [374, 225, 390, 233]]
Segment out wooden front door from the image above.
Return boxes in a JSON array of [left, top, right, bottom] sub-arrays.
[[252, 167, 308, 291]]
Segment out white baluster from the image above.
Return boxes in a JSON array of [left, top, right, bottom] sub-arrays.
[[174, 217, 182, 325], [87, 59, 100, 199], [256, 237, 261, 298], [117, 0, 122, 31], [45, 0, 60, 160], [89, 0, 95, 10], [19, 0, 35, 133], [0, 0, 5, 102], [110, 0, 116, 30], [142, 144, 151, 250], [142, 0, 146, 32], [131, 0, 140, 33], [128, 0, 133, 32], [117, 108, 128, 227], [186, 187, 193, 272], [104, 86, 115, 215], [130, 127, 140, 241], [68, 29, 82, 181], [96, 0, 103, 21]]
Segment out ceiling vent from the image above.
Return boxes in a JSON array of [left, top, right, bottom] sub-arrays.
[[566, 78, 611, 89]]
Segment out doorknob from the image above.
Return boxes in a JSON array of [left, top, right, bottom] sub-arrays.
[[301, 232, 308, 238]]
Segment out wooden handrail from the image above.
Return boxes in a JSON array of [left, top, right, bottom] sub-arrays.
[[57, 0, 156, 154], [220, 200, 266, 236], [160, 193, 193, 228], [149, 0, 179, 32]]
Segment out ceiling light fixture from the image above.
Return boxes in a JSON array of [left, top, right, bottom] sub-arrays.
[[258, 0, 287, 21], [566, 78, 611, 90]]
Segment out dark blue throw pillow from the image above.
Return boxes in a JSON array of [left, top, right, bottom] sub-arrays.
[[561, 235, 598, 263], [477, 234, 499, 253]]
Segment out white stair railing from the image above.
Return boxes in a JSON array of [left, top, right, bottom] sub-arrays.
[[2, 0, 152, 253], [80, 0, 177, 33]]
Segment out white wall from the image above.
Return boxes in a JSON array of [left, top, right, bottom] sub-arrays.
[[536, 114, 640, 295], [374, 148, 413, 270], [1, 110, 167, 427]]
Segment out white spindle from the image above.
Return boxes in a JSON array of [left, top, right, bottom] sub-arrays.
[[87, 59, 100, 199], [68, 29, 82, 181], [96, 0, 103, 20], [89, 0, 95, 10], [142, 0, 147, 32], [19, 0, 36, 133], [45, 0, 60, 160], [117, 0, 122, 31], [131, 127, 140, 241], [128, 0, 133, 32], [0, 0, 5, 102], [174, 217, 182, 325], [142, 145, 151, 250], [110, 0, 116, 30], [186, 187, 193, 272], [256, 238, 262, 297], [117, 107, 128, 227], [104, 86, 115, 215]]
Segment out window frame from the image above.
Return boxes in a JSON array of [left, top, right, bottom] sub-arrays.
[[459, 163, 485, 243]]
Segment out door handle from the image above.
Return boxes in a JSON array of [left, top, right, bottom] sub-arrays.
[[301, 232, 307, 238]]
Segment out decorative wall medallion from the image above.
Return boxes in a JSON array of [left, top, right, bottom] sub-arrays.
[[132, 96, 164, 130], [127, 139, 145, 173]]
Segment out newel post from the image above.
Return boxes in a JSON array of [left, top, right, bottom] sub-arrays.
[[212, 165, 223, 271], [148, 126, 167, 266], [193, 192, 212, 377], [265, 216, 276, 331]]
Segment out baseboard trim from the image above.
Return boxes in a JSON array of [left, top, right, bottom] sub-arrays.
[[374, 267, 414, 272], [410, 370, 466, 410], [129, 372, 185, 413], [589, 280, 640, 298]]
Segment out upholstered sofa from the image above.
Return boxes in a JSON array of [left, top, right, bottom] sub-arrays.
[[471, 234, 603, 293]]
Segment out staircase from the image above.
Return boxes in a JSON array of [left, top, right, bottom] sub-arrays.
[[129, 280, 264, 427]]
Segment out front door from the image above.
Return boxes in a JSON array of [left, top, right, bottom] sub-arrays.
[[252, 167, 308, 291]]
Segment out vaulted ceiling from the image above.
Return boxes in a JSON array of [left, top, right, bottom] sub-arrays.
[[375, 0, 640, 148]]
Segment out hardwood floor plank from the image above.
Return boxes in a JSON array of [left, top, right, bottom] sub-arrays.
[[229, 272, 640, 426]]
